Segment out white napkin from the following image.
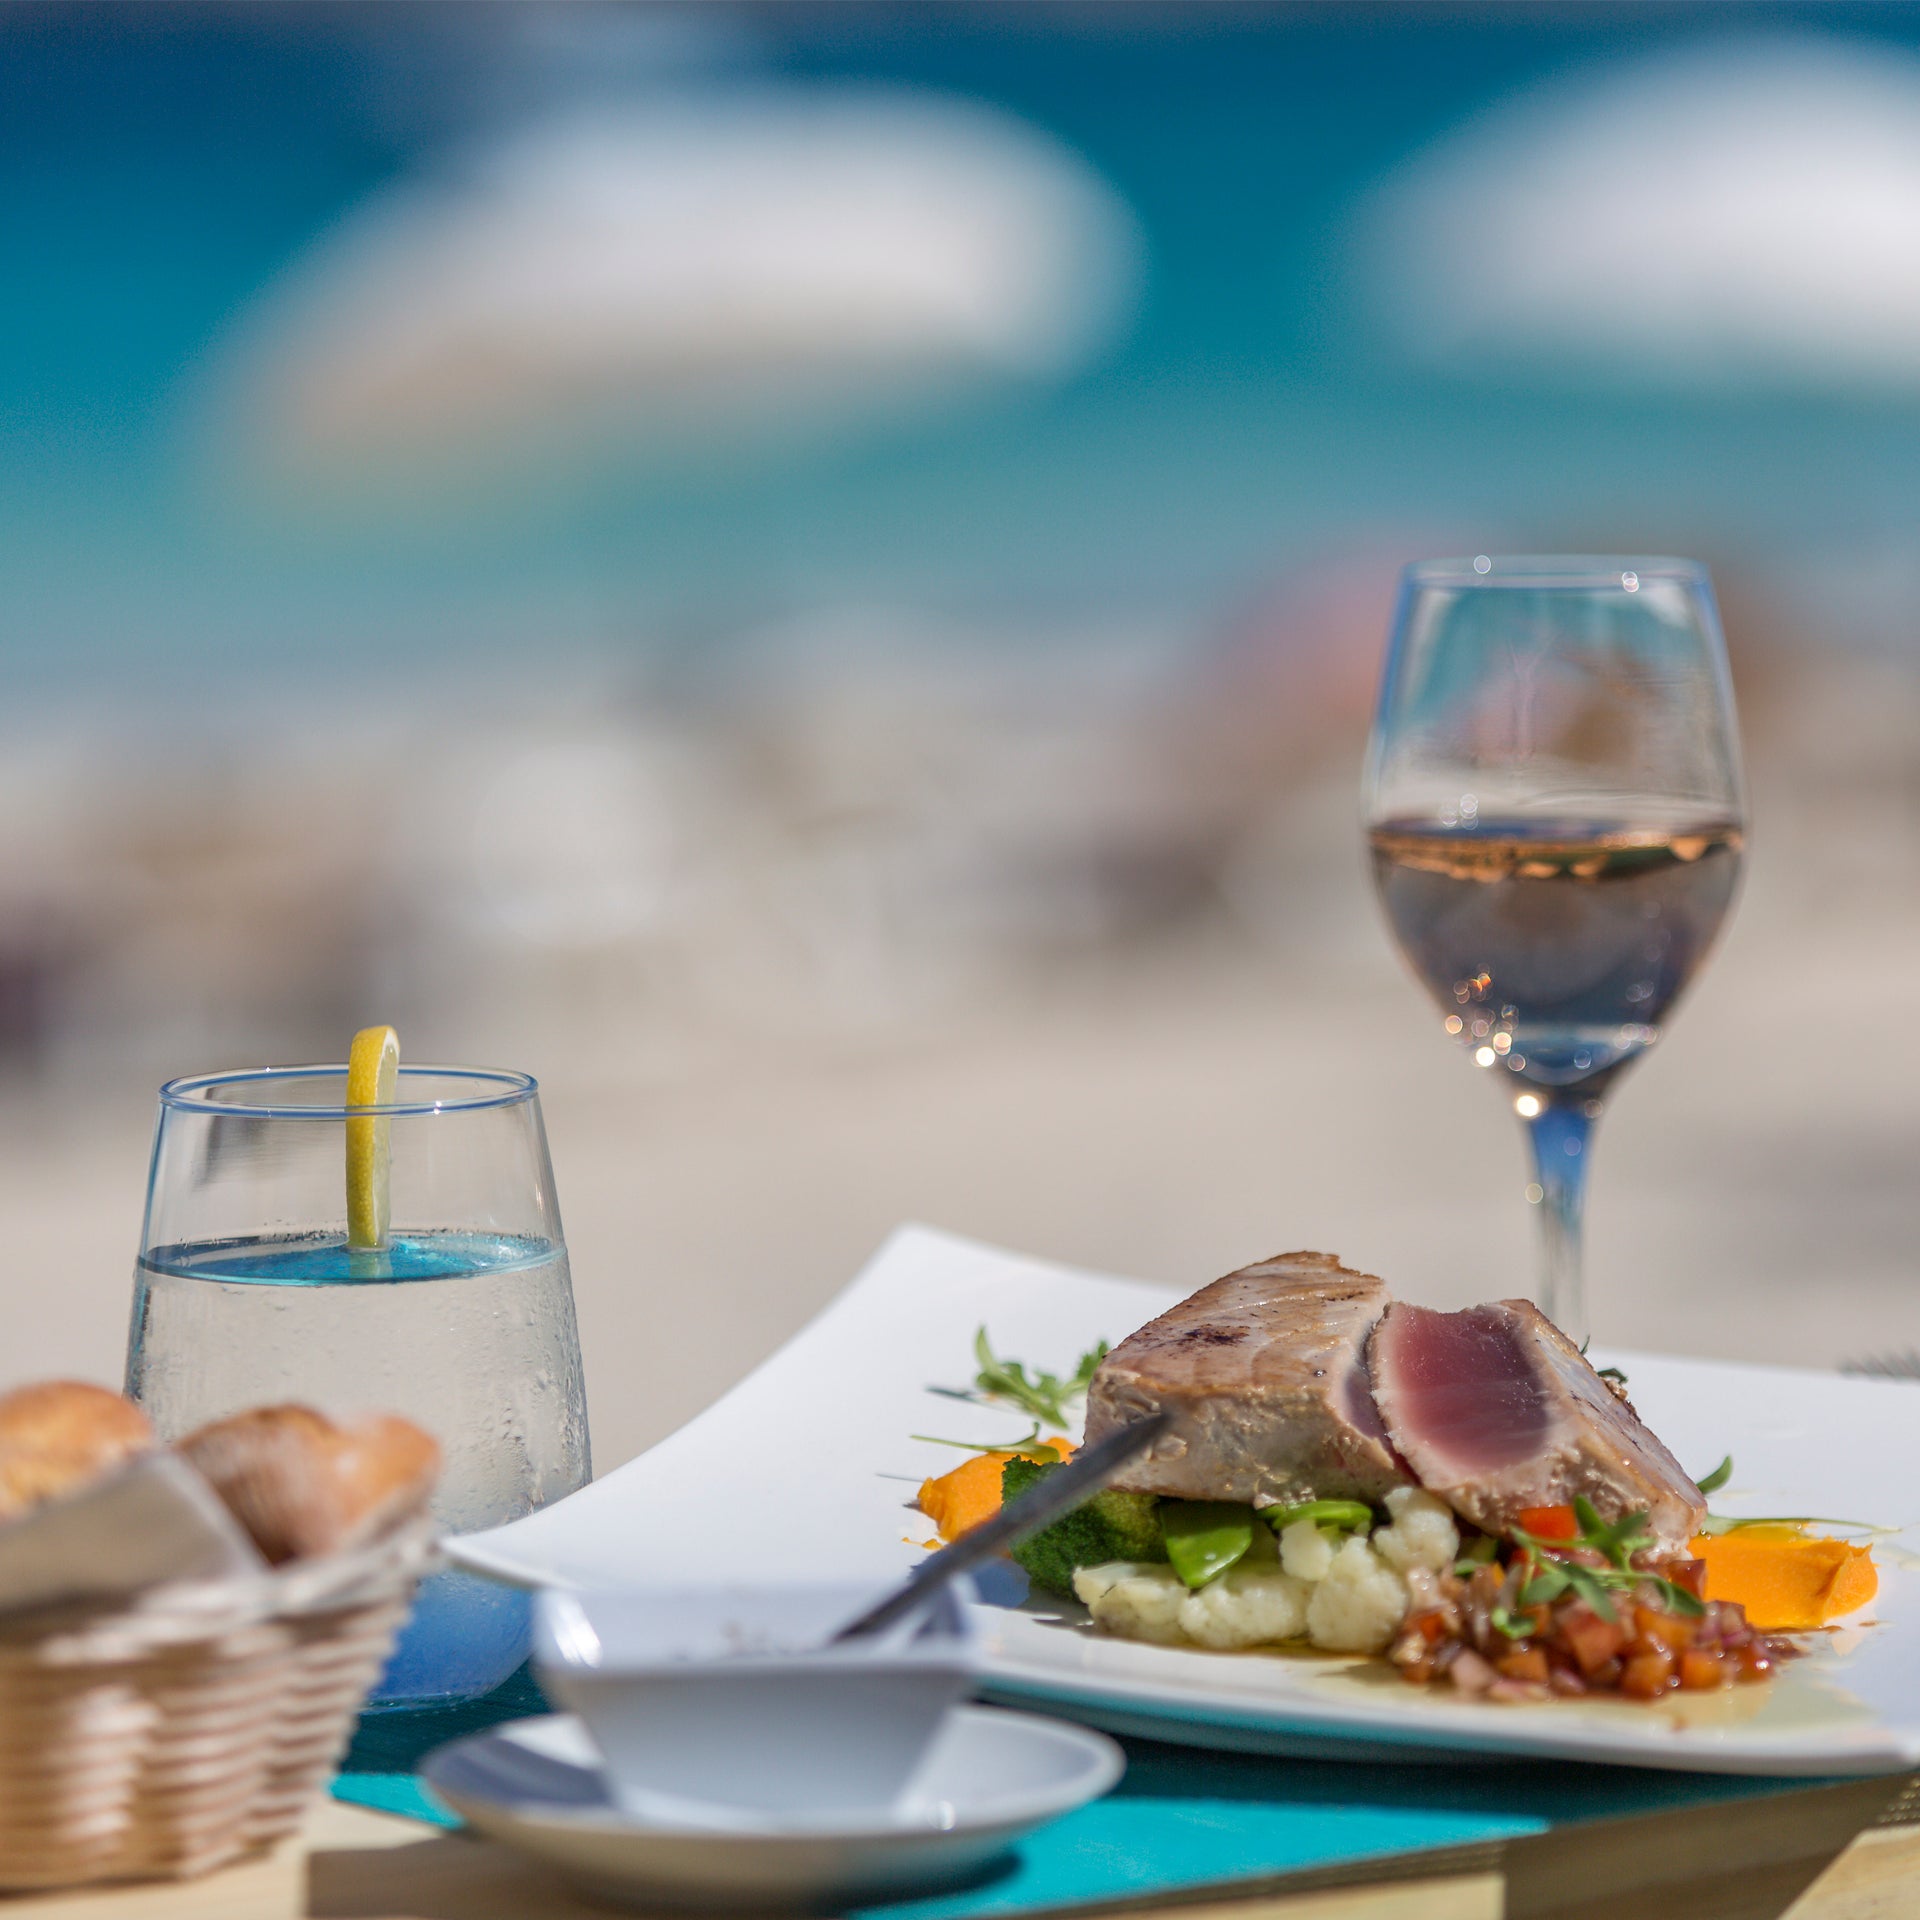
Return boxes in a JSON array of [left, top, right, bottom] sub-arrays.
[[0, 1453, 265, 1616]]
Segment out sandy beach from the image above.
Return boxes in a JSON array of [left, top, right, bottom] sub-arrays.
[[9, 745, 1912, 1477]]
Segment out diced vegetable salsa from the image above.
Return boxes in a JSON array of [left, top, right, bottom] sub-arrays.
[[1389, 1499, 1806, 1702], [1389, 1547, 1789, 1701]]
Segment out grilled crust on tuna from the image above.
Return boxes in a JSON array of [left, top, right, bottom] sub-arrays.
[[1366, 1299, 1707, 1551], [1084, 1252, 1410, 1506]]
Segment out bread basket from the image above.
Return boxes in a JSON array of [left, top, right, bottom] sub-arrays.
[[0, 1513, 436, 1889]]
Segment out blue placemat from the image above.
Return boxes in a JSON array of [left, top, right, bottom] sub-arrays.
[[334, 1665, 551, 1826], [333, 1673, 1834, 1915]]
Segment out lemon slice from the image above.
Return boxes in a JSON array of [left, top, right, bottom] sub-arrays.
[[345, 1024, 400, 1251]]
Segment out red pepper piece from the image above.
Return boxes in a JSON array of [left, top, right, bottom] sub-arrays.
[[1515, 1505, 1579, 1541]]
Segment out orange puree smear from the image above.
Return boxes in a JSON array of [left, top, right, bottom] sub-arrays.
[[1690, 1526, 1877, 1630], [917, 1438, 1073, 1543]]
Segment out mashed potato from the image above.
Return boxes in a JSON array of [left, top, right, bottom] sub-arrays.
[[1072, 1498, 1448, 1657]]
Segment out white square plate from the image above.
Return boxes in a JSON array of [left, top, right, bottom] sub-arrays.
[[453, 1226, 1920, 1775]]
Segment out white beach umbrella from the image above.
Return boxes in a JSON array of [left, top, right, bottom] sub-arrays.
[[203, 89, 1139, 488], [1358, 35, 1920, 388]]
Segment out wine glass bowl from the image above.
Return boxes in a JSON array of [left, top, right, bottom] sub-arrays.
[[1364, 557, 1747, 1341]]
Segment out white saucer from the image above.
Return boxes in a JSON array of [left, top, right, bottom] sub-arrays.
[[421, 1706, 1124, 1910]]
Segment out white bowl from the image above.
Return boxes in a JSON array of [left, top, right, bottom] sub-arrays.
[[423, 1706, 1125, 1910], [532, 1583, 976, 1827]]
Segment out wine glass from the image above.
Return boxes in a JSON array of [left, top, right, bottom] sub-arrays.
[[126, 1063, 591, 1707], [1363, 556, 1746, 1341]]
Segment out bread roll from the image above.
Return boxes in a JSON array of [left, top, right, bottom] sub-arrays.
[[0, 1383, 154, 1522], [332, 1416, 442, 1537], [0, 1380, 153, 1461], [177, 1405, 439, 1563]]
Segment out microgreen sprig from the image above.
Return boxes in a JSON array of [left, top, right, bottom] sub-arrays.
[[1696, 1455, 1734, 1497], [1691, 1455, 1883, 1535], [1489, 1603, 1537, 1640], [1578, 1338, 1630, 1392], [911, 1423, 1047, 1455], [1512, 1496, 1706, 1623], [1453, 1533, 1500, 1576], [964, 1327, 1109, 1430], [1575, 1493, 1654, 1565]]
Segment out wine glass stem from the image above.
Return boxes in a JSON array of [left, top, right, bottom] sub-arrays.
[[1521, 1095, 1599, 1343]]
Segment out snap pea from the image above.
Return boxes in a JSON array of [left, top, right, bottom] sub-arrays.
[[1161, 1500, 1256, 1590], [1260, 1498, 1372, 1536]]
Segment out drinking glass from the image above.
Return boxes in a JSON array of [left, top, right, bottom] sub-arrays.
[[1363, 556, 1746, 1341], [126, 1064, 591, 1707]]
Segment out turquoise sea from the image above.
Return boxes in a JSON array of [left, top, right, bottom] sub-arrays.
[[6, 4, 1920, 684]]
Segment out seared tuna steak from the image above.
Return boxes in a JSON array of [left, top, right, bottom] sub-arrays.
[[1084, 1252, 1410, 1506], [1366, 1300, 1705, 1550]]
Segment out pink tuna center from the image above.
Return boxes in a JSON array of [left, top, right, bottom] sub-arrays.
[[1341, 1359, 1392, 1443], [1381, 1306, 1550, 1475]]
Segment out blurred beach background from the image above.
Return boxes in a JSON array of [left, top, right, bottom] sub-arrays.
[[2, 2, 1916, 1471]]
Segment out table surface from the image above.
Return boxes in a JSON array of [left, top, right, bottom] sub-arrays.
[[4, 1793, 1919, 1920]]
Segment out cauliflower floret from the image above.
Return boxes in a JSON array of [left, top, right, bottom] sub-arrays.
[[1176, 1566, 1311, 1650], [1070, 1561, 1137, 1608], [1278, 1519, 1337, 1583], [1371, 1487, 1460, 1575], [1305, 1536, 1409, 1653], [1073, 1563, 1189, 1644]]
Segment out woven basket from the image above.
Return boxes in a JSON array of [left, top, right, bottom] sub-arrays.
[[0, 1516, 437, 1889]]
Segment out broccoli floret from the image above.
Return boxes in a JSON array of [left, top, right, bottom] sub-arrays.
[[1000, 1455, 1166, 1597]]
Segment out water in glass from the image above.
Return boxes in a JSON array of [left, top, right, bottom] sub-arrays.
[[125, 1066, 591, 1706]]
